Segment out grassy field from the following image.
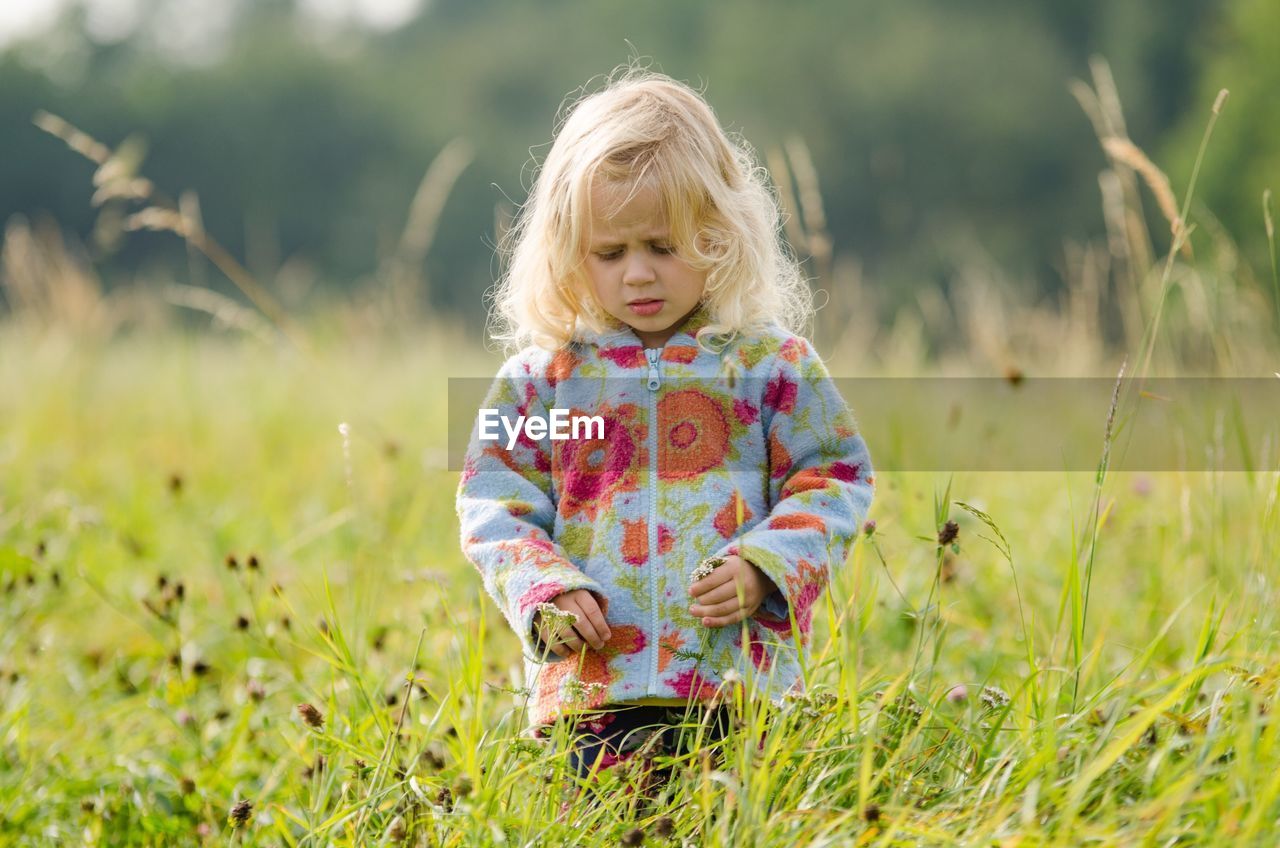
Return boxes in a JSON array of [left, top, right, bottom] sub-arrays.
[[1, 313, 1278, 846], [3, 64, 1279, 846]]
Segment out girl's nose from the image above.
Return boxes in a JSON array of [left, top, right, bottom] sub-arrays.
[[622, 252, 656, 285]]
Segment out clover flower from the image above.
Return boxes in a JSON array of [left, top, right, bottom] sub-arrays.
[[979, 686, 1010, 711]]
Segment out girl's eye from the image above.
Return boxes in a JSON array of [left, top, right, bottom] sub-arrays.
[[595, 251, 622, 261], [652, 244, 675, 255]]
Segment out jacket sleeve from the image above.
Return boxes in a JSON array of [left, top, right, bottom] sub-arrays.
[[714, 337, 874, 641], [455, 352, 604, 658]]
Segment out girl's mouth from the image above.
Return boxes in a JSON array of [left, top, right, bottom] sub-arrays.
[[628, 299, 664, 316]]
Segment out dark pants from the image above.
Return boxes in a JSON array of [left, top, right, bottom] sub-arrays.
[[552, 703, 735, 780]]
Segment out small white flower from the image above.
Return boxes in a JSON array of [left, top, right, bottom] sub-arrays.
[[534, 602, 578, 631], [980, 686, 1011, 711], [691, 556, 727, 584]]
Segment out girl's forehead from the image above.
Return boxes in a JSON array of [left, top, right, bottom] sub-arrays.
[[588, 178, 670, 236]]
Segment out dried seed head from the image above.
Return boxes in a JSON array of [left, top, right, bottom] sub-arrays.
[[1212, 88, 1228, 115], [654, 816, 675, 838], [247, 554, 260, 570], [168, 472, 183, 494], [863, 803, 881, 824], [386, 815, 407, 842], [235, 615, 250, 630], [246, 679, 266, 702], [225, 554, 239, 570], [621, 826, 645, 846], [179, 777, 196, 795], [228, 799, 252, 827], [937, 520, 959, 547], [297, 702, 325, 729]]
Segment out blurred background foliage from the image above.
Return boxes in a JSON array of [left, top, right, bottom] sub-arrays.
[[0, 0, 1275, 332]]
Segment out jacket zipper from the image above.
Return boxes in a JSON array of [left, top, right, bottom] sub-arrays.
[[645, 347, 661, 693]]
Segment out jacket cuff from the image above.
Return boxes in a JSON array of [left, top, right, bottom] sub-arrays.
[[506, 568, 605, 660]]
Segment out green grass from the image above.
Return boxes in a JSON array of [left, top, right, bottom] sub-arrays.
[[2, 323, 1278, 847]]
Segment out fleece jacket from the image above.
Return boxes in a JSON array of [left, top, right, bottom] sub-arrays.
[[455, 305, 875, 729]]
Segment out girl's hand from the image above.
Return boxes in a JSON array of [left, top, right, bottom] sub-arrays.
[[533, 589, 612, 658], [688, 555, 779, 627]]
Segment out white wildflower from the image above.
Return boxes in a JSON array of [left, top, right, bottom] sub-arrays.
[[691, 556, 727, 584], [980, 686, 1011, 711]]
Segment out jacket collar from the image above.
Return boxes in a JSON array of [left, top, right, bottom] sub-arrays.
[[571, 302, 718, 350]]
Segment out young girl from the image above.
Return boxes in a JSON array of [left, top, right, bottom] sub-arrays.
[[456, 68, 874, 780]]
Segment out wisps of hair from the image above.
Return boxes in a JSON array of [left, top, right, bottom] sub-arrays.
[[488, 61, 812, 354]]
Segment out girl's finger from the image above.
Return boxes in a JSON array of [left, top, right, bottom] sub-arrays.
[[577, 599, 612, 645], [569, 619, 604, 651], [563, 602, 604, 650], [689, 565, 736, 598], [691, 597, 743, 618], [570, 602, 609, 648], [693, 578, 747, 607], [702, 608, 751, 628]]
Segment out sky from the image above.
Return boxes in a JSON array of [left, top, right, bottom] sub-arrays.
[[0, 0, 425, 48]]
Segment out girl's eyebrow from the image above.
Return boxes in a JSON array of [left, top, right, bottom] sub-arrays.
[[590, 233, 671, 249]]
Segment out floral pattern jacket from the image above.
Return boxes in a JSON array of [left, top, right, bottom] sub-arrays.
[[455, 307, 874, 729]]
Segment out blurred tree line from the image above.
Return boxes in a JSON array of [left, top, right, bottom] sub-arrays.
[[1, 0, 1273, 324]]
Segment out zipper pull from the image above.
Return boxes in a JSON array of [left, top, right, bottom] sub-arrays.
[[645, 348, 661, 391]]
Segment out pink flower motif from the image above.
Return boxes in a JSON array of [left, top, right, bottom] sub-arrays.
[[555, 406, 640, 520], [763, 375, 798, 415], [830, 461, 862, 482], [735, 629, 772, 672], [600, 346, 647, 368], [734, 398, 759, 425], [657, 524, 674, 554], [666, 668, 718, 700], [518, 582, 565, 614]]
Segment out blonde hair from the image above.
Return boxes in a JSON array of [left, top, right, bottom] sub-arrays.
[[489, 64, 813, 354]]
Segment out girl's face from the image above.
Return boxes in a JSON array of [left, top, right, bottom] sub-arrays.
[[584, 177, 707, 349]]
